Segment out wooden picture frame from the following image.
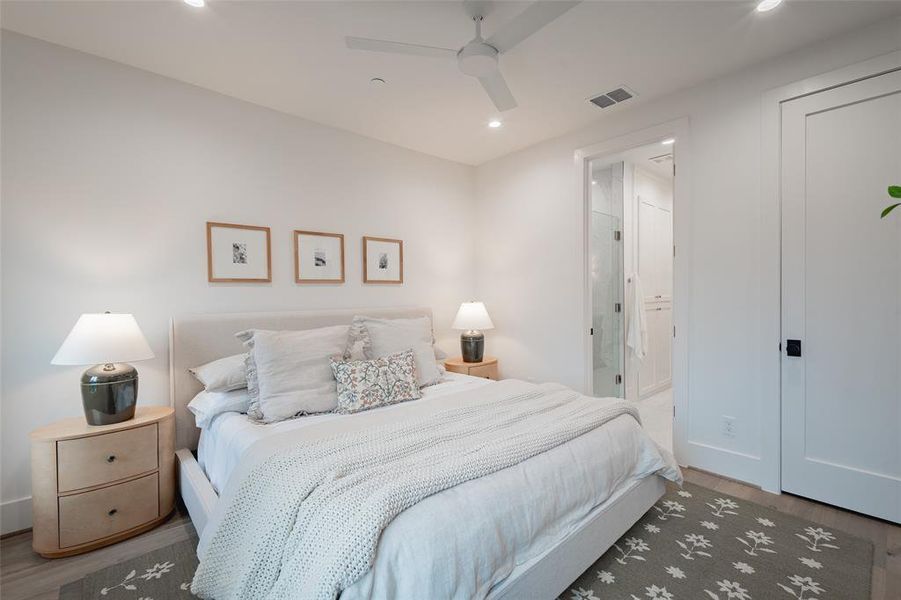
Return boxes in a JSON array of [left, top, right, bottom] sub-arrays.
[[363, 236, 403, 284], [294, 230, 345, 284], [206, 221, 272, 283]]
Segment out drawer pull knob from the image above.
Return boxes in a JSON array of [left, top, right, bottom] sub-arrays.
[[108, 508, 118, 516], [107, 455, 116, 463]]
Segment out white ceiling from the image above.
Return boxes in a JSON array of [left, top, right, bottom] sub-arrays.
[[3, 1, 899, 165]]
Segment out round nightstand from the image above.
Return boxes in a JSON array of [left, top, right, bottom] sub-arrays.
[[30, 406, 175, 558], [444, 356, 499, 380]]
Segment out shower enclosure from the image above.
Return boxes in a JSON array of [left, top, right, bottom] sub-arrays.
[[589, 160, 625, 398]]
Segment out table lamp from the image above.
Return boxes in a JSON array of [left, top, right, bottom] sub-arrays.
[[52, 312, 154, 425], [452, 301, 494, 363]]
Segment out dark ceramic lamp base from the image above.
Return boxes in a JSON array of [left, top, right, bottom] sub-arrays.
[[81, 363, 138, 425], [460, 330, 485, 363]]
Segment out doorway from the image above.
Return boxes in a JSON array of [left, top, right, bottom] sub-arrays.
[[586, 139, 676, 452]]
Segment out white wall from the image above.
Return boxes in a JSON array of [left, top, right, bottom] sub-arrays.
[[475, 18, 901, 486], [0, 31, 476, 533]]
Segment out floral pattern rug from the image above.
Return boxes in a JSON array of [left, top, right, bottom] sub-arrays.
[[59, 482, 872, 600], [59, 538, 199, 600], [560, 481, 872, 600]]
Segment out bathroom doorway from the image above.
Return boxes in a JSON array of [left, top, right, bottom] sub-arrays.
[[586, 138, 675, 451]]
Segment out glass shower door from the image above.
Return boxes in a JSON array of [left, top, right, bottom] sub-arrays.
[[589, 161, 625, 398]]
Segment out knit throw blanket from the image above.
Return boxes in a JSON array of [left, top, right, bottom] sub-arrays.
[[191, 381, 641, 600]]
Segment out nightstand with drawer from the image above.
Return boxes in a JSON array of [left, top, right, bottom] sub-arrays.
[[30, 406, 175, 558], [444, 356, 499, 380]]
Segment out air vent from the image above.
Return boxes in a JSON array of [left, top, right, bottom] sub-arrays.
[[588, 86, 636, 109], [589, 94, 616, 108], [607, 88, 632, 102]]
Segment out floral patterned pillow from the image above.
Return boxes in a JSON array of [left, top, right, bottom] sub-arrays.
[[330, 349, 422, 414]]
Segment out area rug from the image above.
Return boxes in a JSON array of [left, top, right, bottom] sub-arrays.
[[59, 537, 199, 599], [59, 482, 872, 599], [560, 482, 873, 600]]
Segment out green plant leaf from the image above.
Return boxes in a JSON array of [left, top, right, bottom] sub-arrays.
[[881, 203, 901, 218], [889, 186, 901, 198]]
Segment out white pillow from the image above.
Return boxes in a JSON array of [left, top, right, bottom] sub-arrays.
[[188, 353, 248, 392], [346, 316, 444, 363], [236, 325, 349, 423], [187, 389, 251, 429], [352, 316, 443, 387]]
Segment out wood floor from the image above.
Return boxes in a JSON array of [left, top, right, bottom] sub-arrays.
[[1, 468, 899, 599]]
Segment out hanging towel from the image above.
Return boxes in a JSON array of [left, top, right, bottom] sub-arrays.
[[626, 272, 648, 361]]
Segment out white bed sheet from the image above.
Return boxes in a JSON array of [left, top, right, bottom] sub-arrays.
[[197, 372, 493, 494]]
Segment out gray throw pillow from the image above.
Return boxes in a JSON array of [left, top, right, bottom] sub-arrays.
[[236, 325, 349, 423]]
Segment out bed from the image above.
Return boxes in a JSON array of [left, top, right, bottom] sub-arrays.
[[170, 307, 679, 599]]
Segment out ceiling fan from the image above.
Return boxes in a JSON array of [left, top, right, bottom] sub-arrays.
[[345, 1, 580, 113]]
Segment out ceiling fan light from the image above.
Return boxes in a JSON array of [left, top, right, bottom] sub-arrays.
[[756, 0, 783, 12], [458, 42, 499, 78]]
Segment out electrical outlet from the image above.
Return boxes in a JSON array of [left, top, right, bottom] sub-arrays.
[[722, 416, 737, 439]]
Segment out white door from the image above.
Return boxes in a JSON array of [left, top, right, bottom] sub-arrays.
[[638, 200, 673, 302], [656, 207, 673, 301], [638, 197, 674, 397], [781, 69, 901, 522], [639, 304, 673, 397], [639, 307, 658, 396], [639, 200, 658, 299], [656, 304, 672, 385]]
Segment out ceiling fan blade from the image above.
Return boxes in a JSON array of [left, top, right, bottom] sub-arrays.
[[478, 71, 517, 112], [486, 1, 580, 53], [345, 37, 457, 59]]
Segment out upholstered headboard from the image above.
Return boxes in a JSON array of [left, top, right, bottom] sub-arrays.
[[169, 306, 433, 450]]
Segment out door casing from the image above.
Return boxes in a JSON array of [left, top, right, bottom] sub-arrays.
[[759, 50, 901, 494], [575, 118, 692, 466]]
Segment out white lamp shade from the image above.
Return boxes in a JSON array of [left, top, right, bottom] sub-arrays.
[[51, 313, 155, 365], [452, 302, 494, 331]]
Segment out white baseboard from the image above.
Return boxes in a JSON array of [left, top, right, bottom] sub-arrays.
[[639, 381, 672, 400], [1, 496, 33, 535], [683, 440, 762, 487]]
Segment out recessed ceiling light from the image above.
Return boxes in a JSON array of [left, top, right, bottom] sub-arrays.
[[370, 77, 386, 86], [184, 0, 205, 7], [488, 120, 502, 129], [661, 138, 675, 145], [756, 0, 783, 12], [591, 180, 598, 185]]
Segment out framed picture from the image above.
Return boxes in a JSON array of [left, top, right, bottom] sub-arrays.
[[206, 222, 272, 283], [363, 236, 403, 284], [294, 230, 345, 283]]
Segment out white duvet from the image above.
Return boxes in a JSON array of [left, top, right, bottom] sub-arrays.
[[195, 374, 680, 599], [198, 373, 493, 494]]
